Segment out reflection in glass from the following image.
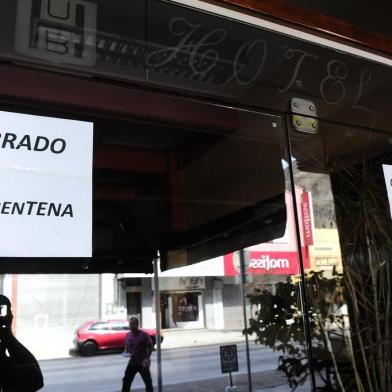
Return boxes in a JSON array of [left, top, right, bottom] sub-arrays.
[[241, 187, 311, 391], [291, 124, 392, 391], [168, 292, 200, 324], [151, 111, 311, 391]]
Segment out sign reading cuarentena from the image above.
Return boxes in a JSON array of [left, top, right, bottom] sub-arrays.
[[0, 111, 93, 257]]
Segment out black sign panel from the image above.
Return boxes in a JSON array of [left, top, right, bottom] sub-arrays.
[[220, 344, 239, 374]]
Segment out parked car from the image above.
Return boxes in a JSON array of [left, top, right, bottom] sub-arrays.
[[74, 319, 163, 356]]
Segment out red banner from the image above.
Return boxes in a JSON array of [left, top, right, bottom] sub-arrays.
[[301, 192, 314, 246], [224, 249, 309, 276]]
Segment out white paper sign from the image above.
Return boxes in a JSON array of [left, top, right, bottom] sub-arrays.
[[383, 164, 392, 220], [0, 111, 93, 257]]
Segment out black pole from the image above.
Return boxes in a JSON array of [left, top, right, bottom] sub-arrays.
[[284, 114, 317, 391], [153, 258, 163, 392], [229, 372, 233, 387], [239, 249, 253, 392]]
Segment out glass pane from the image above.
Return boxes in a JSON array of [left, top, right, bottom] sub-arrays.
[[0, 82, 301, 391], [0, 273, 158, 392], [89, 322, 109, 330], [0, 91, 289, 274], [0, 0, 391, 133], [145, 0, 392, 133], [239, 180, 313, 391], [289, 120, 392, 391], [0, 104, 313, 391], [149, 109, 312, 392], [110, 321, 129, 331]]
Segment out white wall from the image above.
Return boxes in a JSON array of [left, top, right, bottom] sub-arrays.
[[141, 278, 154, 328]]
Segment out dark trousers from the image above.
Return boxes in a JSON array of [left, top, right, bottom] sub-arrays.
[[122, 362, 153, 392]]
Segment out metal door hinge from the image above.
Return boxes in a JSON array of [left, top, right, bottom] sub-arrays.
[[291, 98, 319, 134]]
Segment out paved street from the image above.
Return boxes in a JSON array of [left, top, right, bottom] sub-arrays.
[[39, 343, 301, 392]]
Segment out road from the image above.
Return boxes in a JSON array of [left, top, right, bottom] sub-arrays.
[[39, 343, 282, 392]]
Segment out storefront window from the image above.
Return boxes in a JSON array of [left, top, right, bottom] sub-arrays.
[[164, 292, 200, 324], [0, 1, 392, 392]]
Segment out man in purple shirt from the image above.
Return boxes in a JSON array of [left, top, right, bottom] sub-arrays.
[[121, 317, 153, 392]]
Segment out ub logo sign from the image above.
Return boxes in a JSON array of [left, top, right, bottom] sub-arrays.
[[15, 0, 97, 66]]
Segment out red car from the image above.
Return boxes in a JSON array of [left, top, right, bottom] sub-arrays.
[[74, 319, 162, 356]]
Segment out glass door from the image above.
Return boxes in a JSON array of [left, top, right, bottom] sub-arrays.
[[153, 106, 313, 392], [288, 117, 392, 392]]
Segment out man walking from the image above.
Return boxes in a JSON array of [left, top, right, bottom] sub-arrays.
[[122, 317, 153, 392]]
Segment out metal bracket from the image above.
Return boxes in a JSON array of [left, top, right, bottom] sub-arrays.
[[81, 258, 91, 270], [291, 98, 319, 134]]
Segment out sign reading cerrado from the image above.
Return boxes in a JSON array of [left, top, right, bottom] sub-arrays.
[[0, 132, 66, 153], [0, 110, 93, 258]]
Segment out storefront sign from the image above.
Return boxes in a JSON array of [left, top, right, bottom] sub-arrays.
[[248, 252, 300, 275], [157, 277, 205, 291], [315, 257, 338, 267], [249, 254, 290, 270], [383, 164, 392, 220], [7, 0, 380, 125], [220, 345, 239, 374], [301, 192, 314, 246], [224, 250, 310, 276], [179, 277, 205, 290], [0, 110, 93, 257]]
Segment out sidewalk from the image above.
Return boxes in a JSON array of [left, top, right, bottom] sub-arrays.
[[133, 370, 310, 392], [160, 328, 245, 349]]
